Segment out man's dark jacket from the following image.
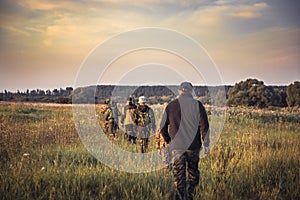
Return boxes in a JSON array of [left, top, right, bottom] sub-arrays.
[[160, 92, 209, 150]]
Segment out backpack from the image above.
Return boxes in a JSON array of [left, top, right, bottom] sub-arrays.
[[137, 106, 151, 127]]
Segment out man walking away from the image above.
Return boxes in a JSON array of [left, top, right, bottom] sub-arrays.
[[160, 82, 210, 200]]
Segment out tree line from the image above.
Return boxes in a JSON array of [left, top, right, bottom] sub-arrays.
[[227, 79, 299, 108], [0, 87, 74, 104], [1, 79, 299, 108]]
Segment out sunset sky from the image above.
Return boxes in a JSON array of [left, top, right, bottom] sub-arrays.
[[0, 0, 299, 92]]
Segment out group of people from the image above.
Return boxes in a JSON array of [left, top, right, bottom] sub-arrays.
[[101, 95, 156, 153], [101, 82, 210, 200]]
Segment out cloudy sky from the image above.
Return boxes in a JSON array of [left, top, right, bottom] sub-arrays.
[[0, 0, 299, 91]]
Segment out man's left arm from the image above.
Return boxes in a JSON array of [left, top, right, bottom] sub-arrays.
[[160, 107, 171, 144], [199, 103, 210, 148]]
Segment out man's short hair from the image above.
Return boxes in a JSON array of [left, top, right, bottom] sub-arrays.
[[179, 82, 193, 92]]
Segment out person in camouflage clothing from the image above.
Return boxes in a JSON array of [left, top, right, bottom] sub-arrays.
[[121, 96, 137, 144], [160, 82, 210, 200], [103, 99, 119, 138], [136, 96, 156, 153], [155, 129, 172, 172]]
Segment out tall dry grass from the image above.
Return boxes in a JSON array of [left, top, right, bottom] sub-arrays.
[[0, 103, 299, 199]]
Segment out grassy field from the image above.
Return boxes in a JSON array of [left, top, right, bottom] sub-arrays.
[[0, 102, 299, 199]]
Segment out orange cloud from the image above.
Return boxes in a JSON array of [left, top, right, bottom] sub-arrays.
[[229, 3, 268, 19]]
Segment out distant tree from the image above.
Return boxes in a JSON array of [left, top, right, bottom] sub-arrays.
[[286, 81, 300, 107], [52, 89, 59, 96], [66, 87, 73, 95], [38, 89, 45, 96], [73, 86, 96, 104], [3, 90, 13, 101], [59, 88, 65, 96], [227, 78, 279, 108], [46, 90, 51, 96], [272, 87, 287, 107], [194, 86, 208, 97], [30, 90, 37, 96], [55, 96, 70, 104]]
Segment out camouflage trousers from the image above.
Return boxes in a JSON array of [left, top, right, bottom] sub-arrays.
[[159, 147, 172, 171], [139, 138, 149, 153], [172, 149, 200, 200], [137, 126, 150, 153], [124, 124, 136, 144], [107, 120, 117, 138]]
